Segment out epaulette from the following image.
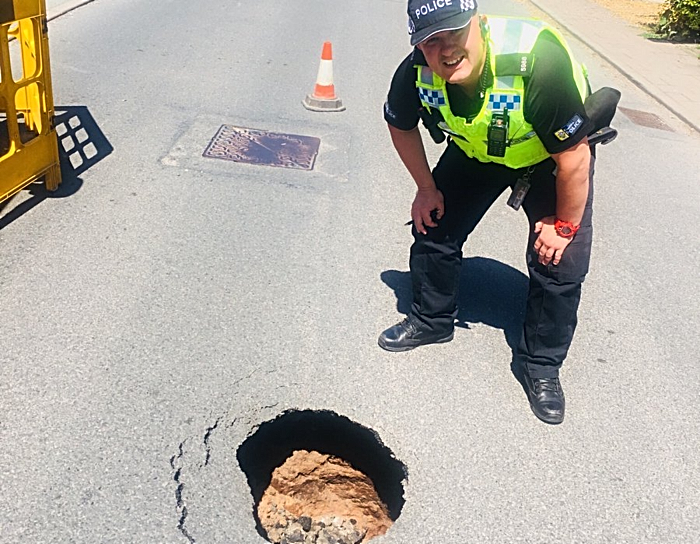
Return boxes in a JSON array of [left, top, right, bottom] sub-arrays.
[[494, 53, 535, 77]]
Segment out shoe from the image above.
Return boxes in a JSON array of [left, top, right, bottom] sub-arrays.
[[524, 374, 566, 424], [378, 316, 453, 352]]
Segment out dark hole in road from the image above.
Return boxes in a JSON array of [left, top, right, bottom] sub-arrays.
[[237, 409, 407, 543]]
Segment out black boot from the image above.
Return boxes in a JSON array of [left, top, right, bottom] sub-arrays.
[[524, 374, 566, 424], [378, 316, 453, 352]]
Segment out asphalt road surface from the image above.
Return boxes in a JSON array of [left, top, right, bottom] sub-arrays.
[[1, 0, 699, 542]]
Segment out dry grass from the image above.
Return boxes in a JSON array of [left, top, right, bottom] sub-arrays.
[[591, 0, 664, 29], [515, 0, 664, 31]]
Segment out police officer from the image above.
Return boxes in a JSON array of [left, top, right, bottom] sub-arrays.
[[380, 0, 597, 424]]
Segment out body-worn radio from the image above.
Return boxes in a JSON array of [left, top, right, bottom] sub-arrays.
[[487, 108, 509, 157]]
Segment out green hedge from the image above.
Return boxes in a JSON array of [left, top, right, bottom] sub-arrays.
[[654, 0, 700, 41]]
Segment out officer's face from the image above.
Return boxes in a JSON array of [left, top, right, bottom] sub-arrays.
[[417, 16, 485, 89]]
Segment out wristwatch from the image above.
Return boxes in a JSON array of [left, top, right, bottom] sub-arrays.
[[554, 218, 580, 238]]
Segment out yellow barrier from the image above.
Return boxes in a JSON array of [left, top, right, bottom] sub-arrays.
[[0, 0, 61, 205]]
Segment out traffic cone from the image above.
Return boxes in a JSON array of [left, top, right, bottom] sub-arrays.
[[303, 41, 345, 112]]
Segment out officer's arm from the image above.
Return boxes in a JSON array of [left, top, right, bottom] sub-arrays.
[[388, 124, 445, 234], [388, 124, 434, 190], [533, 137, 590, 266], [550, 138, 591, 225]]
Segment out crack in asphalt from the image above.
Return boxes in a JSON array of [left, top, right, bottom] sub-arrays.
[[167, 378, 282, 543], [166, 368, 270, 542], [171, 441, 196, 543], [203, 417, 221, 467]]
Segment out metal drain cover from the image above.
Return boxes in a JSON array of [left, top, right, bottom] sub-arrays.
[[619, 107, 674, 132], [203, 125, 321, 170]]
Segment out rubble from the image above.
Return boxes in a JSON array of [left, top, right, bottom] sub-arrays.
[[257, 450, 393, 543]]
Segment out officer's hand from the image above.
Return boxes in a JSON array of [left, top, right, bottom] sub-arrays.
[[534, 216, 572, 266], [412, 187, 445, 235]]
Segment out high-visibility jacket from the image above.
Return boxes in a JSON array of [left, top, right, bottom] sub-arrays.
[[415, 16, 589, 168]]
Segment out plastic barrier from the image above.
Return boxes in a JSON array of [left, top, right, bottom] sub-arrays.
[[0, 0, 61, 205]]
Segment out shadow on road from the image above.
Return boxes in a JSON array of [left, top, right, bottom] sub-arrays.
[[380, 256, 529, 350], [0, 105, 112, 230], [382, 256, 531, 392]]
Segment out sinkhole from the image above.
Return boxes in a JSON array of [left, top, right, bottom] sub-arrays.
[[237, 410, 407, 544]]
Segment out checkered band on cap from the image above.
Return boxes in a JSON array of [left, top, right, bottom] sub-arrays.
[[418, 87, 447, 108], [488, 93, 522, 111]]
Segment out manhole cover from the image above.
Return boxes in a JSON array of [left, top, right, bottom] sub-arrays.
[[203, 125, 321, 170], [618, 107, 674, 132]]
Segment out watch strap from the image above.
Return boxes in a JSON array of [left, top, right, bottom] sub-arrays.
[[554, 218, 580, 238]]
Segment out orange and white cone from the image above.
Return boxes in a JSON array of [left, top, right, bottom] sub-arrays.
[[303, 41, 345, 112]]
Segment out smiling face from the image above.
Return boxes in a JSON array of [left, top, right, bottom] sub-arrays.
[[416, 16, 486, 93]]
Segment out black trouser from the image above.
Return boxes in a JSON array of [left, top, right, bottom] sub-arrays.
[[409, 141, 594, 378]]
